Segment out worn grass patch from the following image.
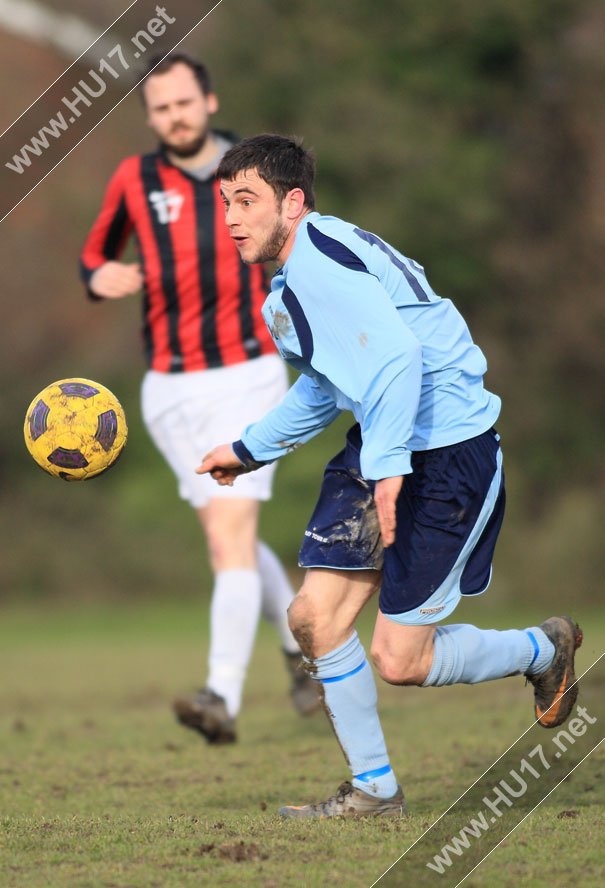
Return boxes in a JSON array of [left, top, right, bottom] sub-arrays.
[[1, 599, 604, 887]]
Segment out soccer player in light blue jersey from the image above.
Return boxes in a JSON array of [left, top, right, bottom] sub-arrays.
[[197, 134, 583, 818]]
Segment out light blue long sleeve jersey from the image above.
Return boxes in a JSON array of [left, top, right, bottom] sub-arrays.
[[239, 212, 501, 480]]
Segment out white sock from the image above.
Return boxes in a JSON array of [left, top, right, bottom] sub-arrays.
[[257, 541, 300, 654], [207, 569, 262, 717]]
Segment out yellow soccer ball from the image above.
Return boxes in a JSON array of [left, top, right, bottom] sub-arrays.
[[23, 378, 128, 481]]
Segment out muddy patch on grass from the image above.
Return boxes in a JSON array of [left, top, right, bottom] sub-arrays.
[[197, 841, 268, 862], [218, 841, 266, 862]]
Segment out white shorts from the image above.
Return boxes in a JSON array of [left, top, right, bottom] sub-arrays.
[[141, 354, 288, 509]]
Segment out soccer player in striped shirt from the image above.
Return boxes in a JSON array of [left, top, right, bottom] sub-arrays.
[[198, 134, 582, 817], [80, 57, 319, 744]]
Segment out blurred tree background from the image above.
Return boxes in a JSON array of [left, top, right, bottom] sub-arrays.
[[1, 0, 604, 608]]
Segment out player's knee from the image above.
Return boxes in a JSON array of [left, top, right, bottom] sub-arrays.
[[288, 588, 337, 658], [370, 645, 427, 686], [286, 596, 303, 634], [287, 594, 316, 656], [205, 534, 236, 572], [203, 522, 256, 572], [205, 531, 226, 568]]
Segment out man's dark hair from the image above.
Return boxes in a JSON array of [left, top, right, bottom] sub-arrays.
[[140, 52, 213, 101], [217, 134, 316, 210]]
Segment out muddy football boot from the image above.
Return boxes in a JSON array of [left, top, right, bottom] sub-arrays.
[[283, 651, 322, 716], [278, 781, 406, 819], [526, 616, 583, 729], [172, 688, 237, 744]]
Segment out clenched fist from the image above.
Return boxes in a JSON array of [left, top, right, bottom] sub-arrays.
[[89, 261, 143, 299]]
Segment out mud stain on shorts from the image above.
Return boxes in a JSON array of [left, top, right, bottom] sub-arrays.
[[331, 483, 384, 570]]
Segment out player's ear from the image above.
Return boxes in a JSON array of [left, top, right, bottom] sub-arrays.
[[284, 187, 306, 220], [206, 92, 219, 114]]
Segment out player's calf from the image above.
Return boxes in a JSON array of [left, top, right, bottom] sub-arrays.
[[371, 648, 430, 686], [370, 617, 436, 686]]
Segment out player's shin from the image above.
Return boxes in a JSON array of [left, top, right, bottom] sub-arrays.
[[207, 569, 262, 716], [308, 631, 398, 799]]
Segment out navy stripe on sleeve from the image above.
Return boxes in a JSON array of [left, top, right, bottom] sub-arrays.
[[307, 223, 368, 273], [282, 284, 314, 362], [353, 227, 430, 302]]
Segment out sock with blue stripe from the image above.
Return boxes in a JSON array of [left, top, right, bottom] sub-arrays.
[[423, 624, 555, 687], [309, 631, 398, 799]]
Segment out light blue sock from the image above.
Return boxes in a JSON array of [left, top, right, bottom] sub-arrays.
[[423, 624, 555, 687], [309, 632, 398, 799]]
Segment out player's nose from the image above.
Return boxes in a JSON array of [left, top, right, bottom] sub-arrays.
[[224, 204, 239, 226]]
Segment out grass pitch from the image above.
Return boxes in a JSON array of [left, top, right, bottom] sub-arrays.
[[1, 597, 604, 887]]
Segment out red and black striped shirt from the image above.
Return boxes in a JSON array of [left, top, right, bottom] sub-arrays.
[[80, 142, 276, 372]]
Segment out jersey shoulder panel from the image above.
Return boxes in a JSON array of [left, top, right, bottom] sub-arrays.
[[113, 154, 143, 179], [285, 214, 369, 295]]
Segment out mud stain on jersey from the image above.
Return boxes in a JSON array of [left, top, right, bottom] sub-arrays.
[[277, 439, 303, 454], [270, 310, 291, 340]]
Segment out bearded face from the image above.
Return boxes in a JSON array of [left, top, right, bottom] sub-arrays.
[[144, 63, 218, 162], [160, 125, 209, 159]]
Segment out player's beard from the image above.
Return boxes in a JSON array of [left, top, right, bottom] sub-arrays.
[[161, 125, 209, 159], [248, 218, 290, 264]]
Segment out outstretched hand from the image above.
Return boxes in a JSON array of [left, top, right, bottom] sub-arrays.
[[90, 261, 143, 299], [374, 476, 404, 548], [196, 443, 247, 486]]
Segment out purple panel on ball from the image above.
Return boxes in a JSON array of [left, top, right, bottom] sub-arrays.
[[48, 447, 89, 469], [29, 399, 50, 441], [59, 472, 79, 482], [59, 382, 99, 399], [95, 410, 118, 451]]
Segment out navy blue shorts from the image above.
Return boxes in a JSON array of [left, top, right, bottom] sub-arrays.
[[299, 425, 506, 625]]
